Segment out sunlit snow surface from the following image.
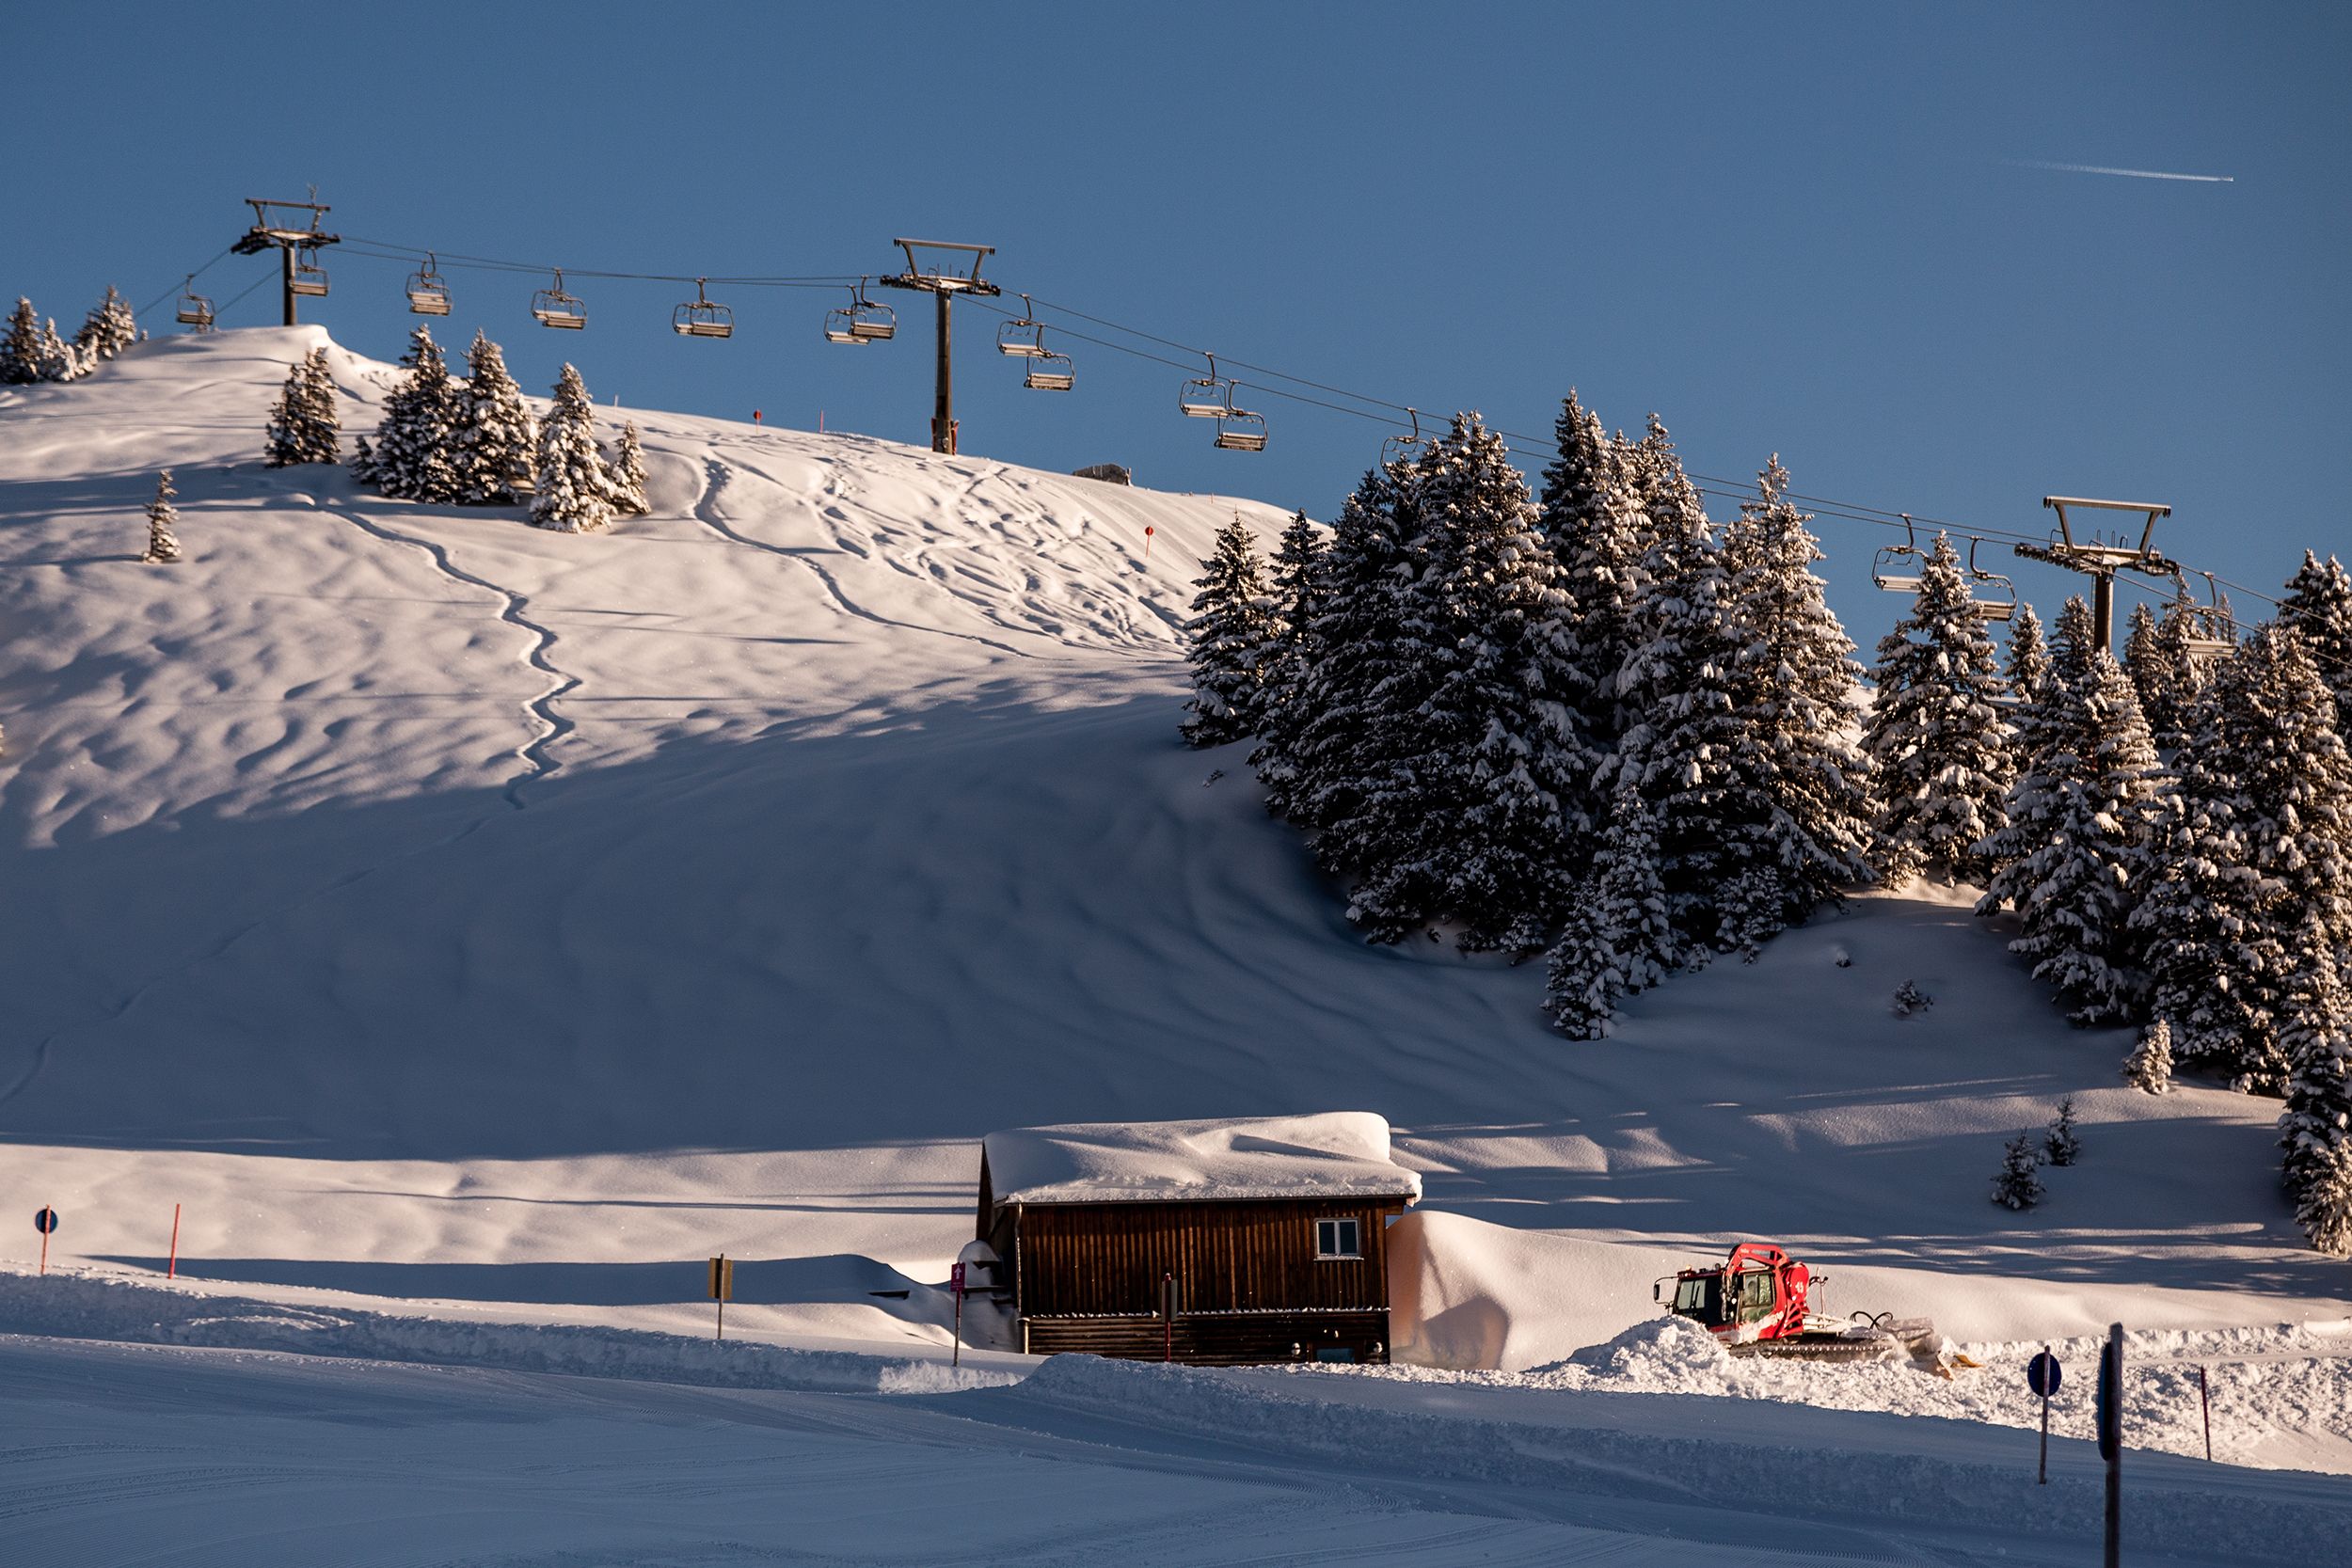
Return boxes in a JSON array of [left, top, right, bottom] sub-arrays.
[[1, 330, 2346, 1562]]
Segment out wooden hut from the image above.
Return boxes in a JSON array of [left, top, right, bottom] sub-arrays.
[[975, 1113, 1420, 1366]]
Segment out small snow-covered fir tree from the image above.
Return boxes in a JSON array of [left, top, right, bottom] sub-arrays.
[[33, 314, 85, 382], [2125, 1019, 2174, 1094], [2145, 602, 2208, 752], [349, 435, 376, 484], [1863, 534, 2013, 886], [2044, 1097, 2082, 1166], [140, 470, 182, 563], [1181, 516, 1279, 748], [2278, 928, 2352, 1241], [1714, 457, 1877, 942], [530, 362, 616, 534], [1992, 1131, 2045, 1210], [1543, 786, 1672, 1037], [2122, 603, 2180, 744], [74, 285, 139, 362], [454, 331, 536, 503], [2133, 625, 2352, 1089], [2281, 550, 2352, 735], [264, 347, 340, 467], [2295, 1146, 2352, 1257], [0, 298, 40, 384], [608, 420, 650, 515], [2002, 603, 2054, 762], [1977, 650, 2163, 1026], [369, 326, 464, 501]]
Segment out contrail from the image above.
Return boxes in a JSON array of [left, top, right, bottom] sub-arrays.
[[2008, 158, 2233, 183]]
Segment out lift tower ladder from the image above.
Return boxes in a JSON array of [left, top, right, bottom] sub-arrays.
[[229, 195, 341, 327], [876, 238, 1000, 454], [2014, 496, 2179, 654]]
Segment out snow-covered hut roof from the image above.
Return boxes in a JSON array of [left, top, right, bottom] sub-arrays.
[[980, 1113, 1422, 1209]]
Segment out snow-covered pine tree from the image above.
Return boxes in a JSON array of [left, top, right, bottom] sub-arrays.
[[1992, 1131, 2045, 1210], [1538, 390, 1649, 764], [2278, 927, 2352, 1248], [1181, 516, 1279, 748], [2044, 1097, 2082, 1165], [264, 347, 340, 467], [2143, 601, 2207, 752], [1604, 418, 1751, 961], [1259, 457, 1423, 829], [1863, 534, 2013, 886], [455, 331, 536, 504], [2002, 603, 2054, 762], [349, 435, 376, 485], [2281, 550, 2352, 734], [0, 298, 40, 384], [1542, 785, 1672, 1037], [140, 470, 182, 563], [1248, 509, 1323, 761], [2122, 602, 2176, 740], [369, 326, 464, 501], [2295, 1145, 2352, 1256], [609, 420, 650, 515], [2133, 625, 2352, 1089], [1977, 650, 2162, 1025], [74, 285, 139, 362], [530, 363, 616, 534], [1715, 456, 1877, 940], [1397, 413, 1595, 954], [34, 314, 85, 382], [2124, 1018, 2174, 1094]]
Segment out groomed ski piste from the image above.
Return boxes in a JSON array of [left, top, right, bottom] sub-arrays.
[[2, 328, 2347, 1565]]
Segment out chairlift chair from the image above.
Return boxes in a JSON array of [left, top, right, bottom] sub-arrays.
[[289, 245, 330, 298], [1965, 538, 2018, 623], [673, 278, 734, 339], [1180, 353, 1233, 418], [997, 293, 1048, 357], [1213, 409, 1268, 451], [1382, 408, 1422, 467], [176, 277, 215, 332], [1871, 514, 1926, 594], [824, 280, 896, 344], [2177, 572, 2236, 661], [405, 253, 451, 316], [1024, 353, 1074, 391], [532, 269, 586, 330]]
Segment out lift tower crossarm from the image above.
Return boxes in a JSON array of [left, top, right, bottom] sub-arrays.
[[876, 238, 1000, 454], [2012, 495, 2179, 654], [230, 197, 340, 327]]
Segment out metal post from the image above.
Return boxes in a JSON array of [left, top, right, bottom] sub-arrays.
[[2199, 1364, 2212, 1461], [2103, 1323, 2122, 1568], [2092, 572, 2115, 656], [2038, 1352, 2051, 1485], [931, 292, 954, 454], [280, 244, 297, 327]]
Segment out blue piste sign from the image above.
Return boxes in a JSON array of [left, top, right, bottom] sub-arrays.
[[2027, 1350, 2061, 1399]]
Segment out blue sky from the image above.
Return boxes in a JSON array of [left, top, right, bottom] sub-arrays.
[[8, 1, 2344, 649]]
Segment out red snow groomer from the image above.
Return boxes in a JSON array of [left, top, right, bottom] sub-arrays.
[[1656, 1243, 1960, 1370]]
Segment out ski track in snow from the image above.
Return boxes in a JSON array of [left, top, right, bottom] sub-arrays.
[[315, 500, 578, 809], [691, 454, 1033, 661]]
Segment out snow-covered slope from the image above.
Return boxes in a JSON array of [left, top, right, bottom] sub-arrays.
[[1, 330, 2344, 1471]]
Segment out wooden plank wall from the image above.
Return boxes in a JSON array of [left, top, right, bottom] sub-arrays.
[[1014, 1198, 1404, 1318], [1025, 1308, 1392, 1366]]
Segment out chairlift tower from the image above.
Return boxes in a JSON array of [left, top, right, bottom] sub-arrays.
[[2014, 497, 2179, 653], [229, 196, 341, 327], [876, 238, 999, 454]]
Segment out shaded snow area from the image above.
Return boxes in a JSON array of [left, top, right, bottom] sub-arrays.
[[2, 329, 2348, 1562]]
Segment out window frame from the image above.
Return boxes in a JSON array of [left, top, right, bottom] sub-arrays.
[[1313, 1216, 1363, 1261]]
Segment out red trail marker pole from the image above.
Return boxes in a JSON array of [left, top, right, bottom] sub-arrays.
[[1142, 525, 1155, 565], [168, 1203, 181, 1279]]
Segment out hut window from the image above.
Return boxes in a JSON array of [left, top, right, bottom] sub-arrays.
[[1314, 1218, 1361, 1259]]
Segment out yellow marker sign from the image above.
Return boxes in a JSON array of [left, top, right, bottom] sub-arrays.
[[708, 1256, 734, 1301]]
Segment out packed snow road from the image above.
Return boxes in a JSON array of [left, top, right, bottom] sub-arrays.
[[7, 1336, 2346, 1568]]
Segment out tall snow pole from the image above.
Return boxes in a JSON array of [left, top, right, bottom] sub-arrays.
[[934, 292, 953, 454]]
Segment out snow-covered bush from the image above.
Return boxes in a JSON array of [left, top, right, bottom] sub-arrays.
[[2044, 1097, 2081, 1166], [140, 471, 182, 564], [265, 347, 340, 467], [1892, 979, 1931, 1018], [1992, 1132, 2045, 1211], [2125, 1020, 2174, 1095], [73, 285, 140, 363]]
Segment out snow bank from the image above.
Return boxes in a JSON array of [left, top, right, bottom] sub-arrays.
[[982, 1112, 1421, 1206], [1015, 1353, 2352, 1558], [0, 1266, 1021, 1395]]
